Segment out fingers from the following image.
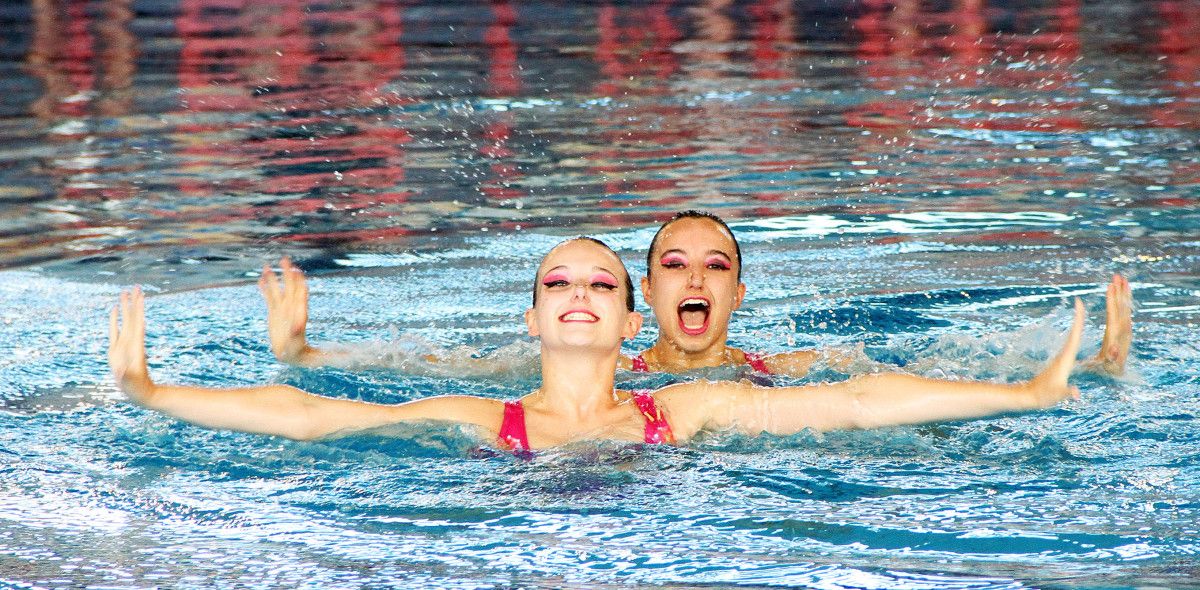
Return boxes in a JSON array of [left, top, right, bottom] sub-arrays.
[[284, 258, 306, 303], [119, 289, 131, 339], [259, 263, 280, 308], [1064, 297, 1084, 360], [109, 305, 118, 349], [133, 286, 145, 343]]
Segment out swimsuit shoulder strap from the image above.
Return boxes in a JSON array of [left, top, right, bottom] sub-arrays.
[[497, 399, 530, 452], [631, 390, 676, 445], [629, 353, 649, 372], [743, 351, 771, 374]]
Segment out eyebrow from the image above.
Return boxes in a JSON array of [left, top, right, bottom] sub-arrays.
[[660, 249, 732, 260], [542, 265, 620, 278]]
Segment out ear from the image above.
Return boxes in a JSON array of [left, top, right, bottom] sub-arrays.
[[623, 311, 644, 340], [524, 307, 540, 337], [640, 275, 652, 305], [733, 282, 747, 310]]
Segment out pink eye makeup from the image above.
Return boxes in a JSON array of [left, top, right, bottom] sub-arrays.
[[589, 272, 618, 289], [660, 254, 687, 267], [704, 256, 731, 270], [542, 272, 570, 287]]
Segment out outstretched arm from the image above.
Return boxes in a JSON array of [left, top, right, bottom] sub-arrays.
[[110, 287, 501, 440], [663, 299, 1085, 439], [258, 258, 537, 376]]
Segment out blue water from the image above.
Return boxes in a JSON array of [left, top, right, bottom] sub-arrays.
[[2, 0, 1199, 587]]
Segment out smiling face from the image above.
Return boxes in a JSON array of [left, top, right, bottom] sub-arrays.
[[642, 216, 746, 355], [525, 239, 643, 353]]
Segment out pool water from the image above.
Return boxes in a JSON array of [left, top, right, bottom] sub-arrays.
[[1, 0, 1198, 587]]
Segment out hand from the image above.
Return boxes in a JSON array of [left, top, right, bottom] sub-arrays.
[[258, 257, 311, 364], [1025, 298, 1085, 408], [1094, 273, 1133, 375], [108, 287, 155, 403]]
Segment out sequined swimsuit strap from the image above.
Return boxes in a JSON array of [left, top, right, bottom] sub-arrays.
[[629, 354, 649, 372], [743, 351, 771, 374], [497, 400, 530, 452], [631, 390, 676, 445]]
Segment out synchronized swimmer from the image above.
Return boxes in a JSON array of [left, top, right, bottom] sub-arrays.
[[111, 236, 1089, 452], [258, 210, 1133, 379]]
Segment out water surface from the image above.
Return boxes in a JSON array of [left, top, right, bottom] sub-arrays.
[[1, 0, 1198, 587]]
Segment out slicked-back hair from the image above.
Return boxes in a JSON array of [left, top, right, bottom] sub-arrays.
[[645, 210, 743, 282], [532, 237, 636, 312]]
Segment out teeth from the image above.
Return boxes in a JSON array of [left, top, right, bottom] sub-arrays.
[[680, 298, 709, 307], [562, 312, 596, 321]]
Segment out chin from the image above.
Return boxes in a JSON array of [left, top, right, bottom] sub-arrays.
[[668, 331, 719, 353]]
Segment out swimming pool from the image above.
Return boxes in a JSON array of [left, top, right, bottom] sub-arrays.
[[1, 0, 1198, 587]]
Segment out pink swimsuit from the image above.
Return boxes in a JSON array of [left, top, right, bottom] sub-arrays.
[[497, 391, 675, 453], [628, 352, 771, 374]]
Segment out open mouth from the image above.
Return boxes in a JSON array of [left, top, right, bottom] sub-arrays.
[[560, 310, 599, 322], [677, 297, 710, 336]]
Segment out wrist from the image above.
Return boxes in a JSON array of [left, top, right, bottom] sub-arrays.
[[120, 373, 159, 406], [274, 339, 309, 364]]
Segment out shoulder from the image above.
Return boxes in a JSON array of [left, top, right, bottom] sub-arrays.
[[760, 349, 821, 377], [650, 380, 758, 440]]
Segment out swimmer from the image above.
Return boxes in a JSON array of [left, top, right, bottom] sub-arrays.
[[624, 210, 1135, 377], [259, 211, 1134, 379], [110, 237, 1086, 451]]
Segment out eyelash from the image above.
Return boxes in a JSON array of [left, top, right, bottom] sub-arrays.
[[542, 280, 617, 291], [661, 261, 730, 270]]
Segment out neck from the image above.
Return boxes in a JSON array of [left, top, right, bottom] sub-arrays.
[[533, 345, 621, 420], [644, 336, 734, 370]]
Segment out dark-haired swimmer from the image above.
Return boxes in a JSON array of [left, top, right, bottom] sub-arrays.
[[111, 237, 1087, 452], [623, 210, 1134, 378]]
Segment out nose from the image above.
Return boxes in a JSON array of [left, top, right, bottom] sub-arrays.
[[688, 268, 704, 288], [572, 283, 589, 299]]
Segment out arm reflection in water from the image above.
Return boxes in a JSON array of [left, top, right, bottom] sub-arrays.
[[110, 237, 1087, 452]]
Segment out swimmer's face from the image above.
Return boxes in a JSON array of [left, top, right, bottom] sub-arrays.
[[642, 216, 745, 354], [526, 239, 643, 352]]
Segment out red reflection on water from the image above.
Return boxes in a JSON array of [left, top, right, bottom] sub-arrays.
[[595, 0, 680, 96], [851, 0, 1084, 133], [1153, 1, 1200, 130], [171, 0, 414, 247], [478, 0, 525, 204]]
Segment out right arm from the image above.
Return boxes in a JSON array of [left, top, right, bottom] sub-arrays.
[[111, 287, 502, 440], [258, 258, 537, 376]]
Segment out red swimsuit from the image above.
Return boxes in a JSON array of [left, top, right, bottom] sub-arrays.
[[628, 352, 771, 374], [497, 391, 675, 452]]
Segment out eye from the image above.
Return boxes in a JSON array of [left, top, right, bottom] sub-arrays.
[[661, 260, 686, 269], [591, 281, 617, 291], [543, 279, 569, 288], [706, 261, 730, 271]]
